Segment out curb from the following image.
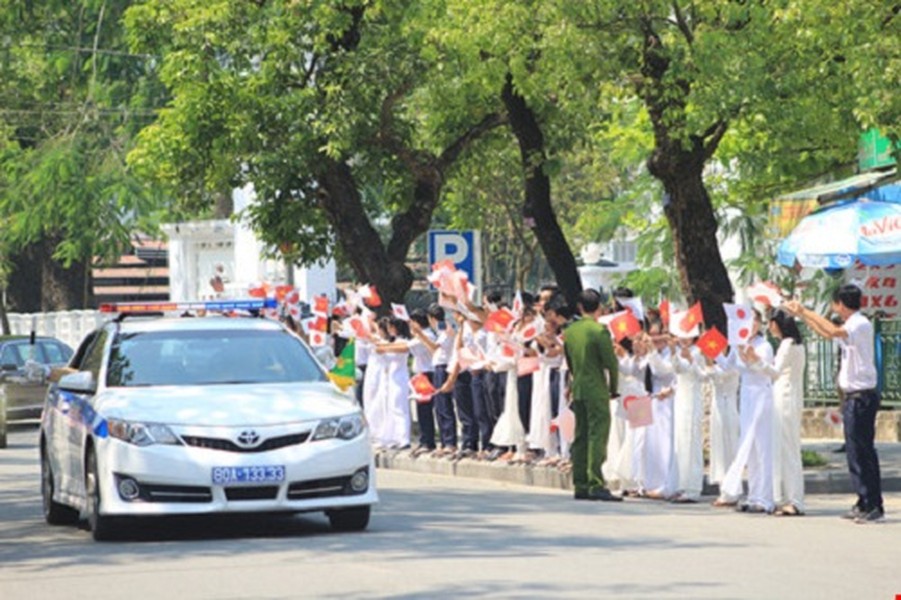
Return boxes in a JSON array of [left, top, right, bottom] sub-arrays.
[[375, 451, 901, 495]]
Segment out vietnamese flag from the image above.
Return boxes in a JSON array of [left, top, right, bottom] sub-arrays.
[[410, 373, 437, 402], [696, 326, 728, 360], [609, 310, 642, 342], [310, 315, 329, 332], [313, 295, 330, 315], [658, 298, 670, 326], [363, 285, 382, 308], [275, 285, 294, 302], [484, 308, 516, 334], [679, 301, 704, 333]]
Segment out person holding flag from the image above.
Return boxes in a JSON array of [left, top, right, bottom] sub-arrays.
[[667, 330, 705, 503], [411, 304, 458, 456], [370, 317, 413, 450], [716, 309, 776, 514], [407, 309, 437, 457], [637, 321, 677, 500], [746, 308, 806, 516]]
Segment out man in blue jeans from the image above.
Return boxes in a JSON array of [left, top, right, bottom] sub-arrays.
[[787, 284, 884, 523]]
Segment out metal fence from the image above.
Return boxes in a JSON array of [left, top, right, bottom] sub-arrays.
[[803, 318, 901, 408]]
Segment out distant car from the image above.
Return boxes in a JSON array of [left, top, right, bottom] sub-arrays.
[[0, 335, 74, 448], [39, 300, 376, 540]]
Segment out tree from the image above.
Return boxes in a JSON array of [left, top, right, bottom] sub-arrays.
[[125, 0, 502, 306], [0, 0, 170, 312], [549, 1, 865, 328]]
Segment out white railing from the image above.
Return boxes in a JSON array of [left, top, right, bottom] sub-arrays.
[[5, 310, 107, 350]]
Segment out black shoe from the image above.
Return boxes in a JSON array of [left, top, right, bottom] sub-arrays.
[[842, 505, 864, 520], [854, 507, 885, 524], [576, 488, 623, 502], [486, 448, 504, 462]]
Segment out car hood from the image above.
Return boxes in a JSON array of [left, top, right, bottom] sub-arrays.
[[96, 382, 359, 427]]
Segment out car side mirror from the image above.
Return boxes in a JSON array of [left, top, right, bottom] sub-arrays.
[[58, 371, 97, 394]]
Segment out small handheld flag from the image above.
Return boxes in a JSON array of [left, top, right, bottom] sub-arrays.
[[328, 340, 356, 391], [696, 326, 728, 360]]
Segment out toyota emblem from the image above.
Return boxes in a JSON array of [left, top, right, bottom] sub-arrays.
[[236, 430, 261, 447]]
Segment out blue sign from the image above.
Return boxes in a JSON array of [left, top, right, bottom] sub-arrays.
[[427, 230, 481, 288]]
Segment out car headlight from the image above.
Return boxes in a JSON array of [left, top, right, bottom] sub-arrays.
[[107, 419, 181, 447], [312, 414, 365, 441]]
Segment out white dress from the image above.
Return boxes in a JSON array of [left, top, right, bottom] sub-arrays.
[[527, 351, 562, 456], [667, 346, 704, 500], [363, 350, 386, 442], [603, 355, 644, 489], [705, 354, 740, 484], [365, 349, 411, 448], [720, 335, 775, 510], [642, 348, 676, 495], [758, 339, 806, 511], [490, 355, 526, 452]]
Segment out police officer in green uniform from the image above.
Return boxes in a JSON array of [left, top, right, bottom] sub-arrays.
[[547, 289, 621, 502]]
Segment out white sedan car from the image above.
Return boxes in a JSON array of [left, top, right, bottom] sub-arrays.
[[40, 301, 376, 540]]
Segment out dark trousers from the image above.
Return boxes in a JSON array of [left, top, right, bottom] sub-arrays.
[[432, 365, 457, 448], [549, 368, 561, 418], [470, 370, 494, 450], [454, 371, 477, 451], [842, 390, 884, 511], [486, 371, 505, 426], [517, 373, 533, 434], [415, 371, 436, 450], [355, 365, 367, 407]]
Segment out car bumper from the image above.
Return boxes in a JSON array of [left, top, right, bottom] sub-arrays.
[[94, 434, 378, 516]]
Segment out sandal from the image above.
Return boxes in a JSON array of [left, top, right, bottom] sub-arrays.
[[711, 498, 738, 508], [774, 505, 805, 517]]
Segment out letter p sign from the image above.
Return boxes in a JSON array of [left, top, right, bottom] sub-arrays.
[[428, 230, 481, 289]]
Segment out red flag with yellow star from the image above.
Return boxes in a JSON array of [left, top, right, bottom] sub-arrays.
[[609, 310, 642, 342], [696, 326, 727, 360], [679, 301, 704, 333]]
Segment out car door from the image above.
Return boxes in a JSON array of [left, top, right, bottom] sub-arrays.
[[0, 341, 45, 420], [52, 331, 105, 499]]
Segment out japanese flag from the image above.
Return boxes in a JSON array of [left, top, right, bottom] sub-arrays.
[[746, 281, 783, 308], [391, 303, 410, 321], [723, 303, 755, 346], [616, 296, 645, 322], [344, 315, 371, 340], [512, 290, 524, 318], [308, 330, 328, 347]]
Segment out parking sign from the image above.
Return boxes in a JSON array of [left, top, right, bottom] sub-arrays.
[[428, 230, 481, 289]]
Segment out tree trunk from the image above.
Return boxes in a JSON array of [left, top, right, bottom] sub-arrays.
[[501, 74, 582, 305], [317, 159, 413, 308], [648, 146, 733, 331], [5, 237, 93, 312]]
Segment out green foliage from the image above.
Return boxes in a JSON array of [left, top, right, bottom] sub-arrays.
[[0, 0, 171, 269]]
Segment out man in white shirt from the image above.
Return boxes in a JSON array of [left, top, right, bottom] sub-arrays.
[[786, 284, 884, 524]]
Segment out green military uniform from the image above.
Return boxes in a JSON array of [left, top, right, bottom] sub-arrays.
[[563, 317, 618, 495]]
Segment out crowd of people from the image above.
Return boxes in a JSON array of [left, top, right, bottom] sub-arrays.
[[304, 280, 885, 524]]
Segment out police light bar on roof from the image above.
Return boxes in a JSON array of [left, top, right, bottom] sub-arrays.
[[99, 299, 278, 314]]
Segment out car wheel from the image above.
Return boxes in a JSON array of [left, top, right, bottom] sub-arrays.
[[41, 445, 78, 525], [327, 506, 371, 532], [85, 447, 121, 541]]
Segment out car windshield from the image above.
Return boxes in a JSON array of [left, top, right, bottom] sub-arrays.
[[106, 329, 328, 387]]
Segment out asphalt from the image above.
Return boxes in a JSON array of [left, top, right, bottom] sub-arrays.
[[375, 438, 901, 496]]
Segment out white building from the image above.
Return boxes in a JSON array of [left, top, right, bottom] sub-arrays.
[[162, 185, 337, 303]]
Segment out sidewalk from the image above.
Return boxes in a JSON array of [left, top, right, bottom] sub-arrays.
[[374, 439, 901, 495]]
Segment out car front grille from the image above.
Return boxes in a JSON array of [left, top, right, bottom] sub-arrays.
[[225, 486, 279, 501], [141, 483, 213, 503], [181, 432, 310, 453]]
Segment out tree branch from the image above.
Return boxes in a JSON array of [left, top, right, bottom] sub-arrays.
[[437, 112, 507, 172], [701, 120, 728, 160], [671, 1, 694, 45]]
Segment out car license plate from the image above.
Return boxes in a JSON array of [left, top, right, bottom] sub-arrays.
[[211, 465, 286, 485]]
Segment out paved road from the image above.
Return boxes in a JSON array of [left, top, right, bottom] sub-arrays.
[[1, 427, 899, 599]]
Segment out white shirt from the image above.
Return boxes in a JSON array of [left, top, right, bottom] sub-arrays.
[[431, 327, 455, 367], [838, 311, 877, 392], [408, 332, 435, 374]]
